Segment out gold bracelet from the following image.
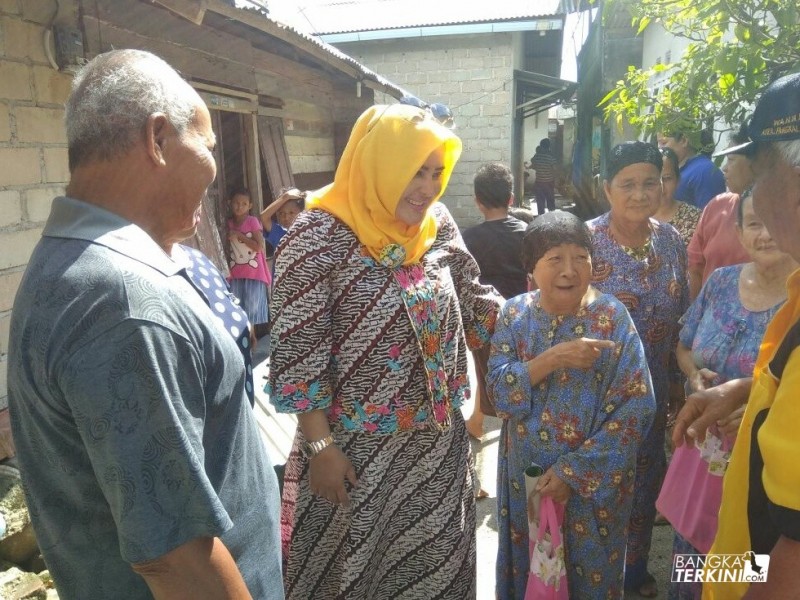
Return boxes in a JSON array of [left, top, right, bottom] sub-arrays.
[[302, 434, 335, 458]]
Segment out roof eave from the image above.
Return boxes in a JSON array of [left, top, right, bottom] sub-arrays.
[[320, 16, 565, 43], [195, 0, 407, 99]]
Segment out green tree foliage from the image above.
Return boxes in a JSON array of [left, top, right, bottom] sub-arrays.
[[600, 0, 800, 136]]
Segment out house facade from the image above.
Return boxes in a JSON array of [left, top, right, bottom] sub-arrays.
[[0, 0, 405, 409], [573, 4, 641, 213], [275, 0, 577, 226], [574, 6, 739, 213]]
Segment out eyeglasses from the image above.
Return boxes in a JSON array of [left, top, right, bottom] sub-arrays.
[[399, 95, 455, 129]]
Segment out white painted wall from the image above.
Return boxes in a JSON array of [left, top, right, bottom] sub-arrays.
[[642, 22, 745, 148]]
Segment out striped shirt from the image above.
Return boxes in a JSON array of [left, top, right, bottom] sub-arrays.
[[530, 150, 556, 183]]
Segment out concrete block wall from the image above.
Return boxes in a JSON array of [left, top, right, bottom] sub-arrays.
[[279, 97, 337, 178], [285, 134, 335, 177], [337, 33, 515, 228], [0, 1, 73, 407]]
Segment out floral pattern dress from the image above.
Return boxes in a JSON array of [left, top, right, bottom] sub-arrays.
[[681, 264, 782, 383], [489, 291, 655, 600], [666, 263, 784, 600], [587, 213, 689, 588]]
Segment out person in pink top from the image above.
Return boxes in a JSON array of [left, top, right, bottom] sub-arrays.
[[686, 129, 753, 301], [658, 190, 796, 599], [227, 189, 271, 337]]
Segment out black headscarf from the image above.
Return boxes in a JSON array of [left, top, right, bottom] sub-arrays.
[[520, 210, 593, 273], [605, 141, 663, 182]]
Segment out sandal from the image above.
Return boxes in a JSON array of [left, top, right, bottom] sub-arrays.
[[637, 572, 658, 598]]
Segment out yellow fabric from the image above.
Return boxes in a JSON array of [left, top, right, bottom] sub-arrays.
[[704, 268, 800, 599], [306, 104, 462, 265]]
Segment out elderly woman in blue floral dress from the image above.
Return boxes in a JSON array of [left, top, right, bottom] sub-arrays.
[[588, 141, 690, 597], [490, 211, 655, 599]]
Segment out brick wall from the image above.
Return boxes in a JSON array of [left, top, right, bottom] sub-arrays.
[[0, 1, 73, 408], [336, 33, 515, 228], [0, 0, 377, 405]]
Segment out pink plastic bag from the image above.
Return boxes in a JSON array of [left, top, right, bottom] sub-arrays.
[[524, 496, 569, 600], [656, 429, 731, 553]]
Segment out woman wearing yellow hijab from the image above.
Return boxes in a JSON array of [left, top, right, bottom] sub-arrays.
[[268, 103, 502, 599]]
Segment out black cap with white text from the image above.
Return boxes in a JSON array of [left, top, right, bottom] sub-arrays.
[[715, 72, 800, 157]]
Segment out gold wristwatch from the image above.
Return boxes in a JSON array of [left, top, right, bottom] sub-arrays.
[[302, 434, 335, 458]]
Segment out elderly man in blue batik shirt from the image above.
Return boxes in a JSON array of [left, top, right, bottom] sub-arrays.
[[7, 49, 283, 600]]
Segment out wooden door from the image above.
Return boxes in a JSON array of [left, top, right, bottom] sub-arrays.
[[257, 115, 294, 197]]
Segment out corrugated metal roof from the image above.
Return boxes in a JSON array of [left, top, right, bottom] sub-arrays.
[[269, 0, 563, 36], [277, 21, 412, 95], [219, 0, 408, 97]]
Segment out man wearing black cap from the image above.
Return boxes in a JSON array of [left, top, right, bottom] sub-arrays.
[[673, 72, 800, 598]]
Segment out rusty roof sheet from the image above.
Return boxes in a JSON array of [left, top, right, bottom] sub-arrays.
[[226, 0, 408, 96]]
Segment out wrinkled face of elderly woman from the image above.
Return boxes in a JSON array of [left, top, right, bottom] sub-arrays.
[[532, 243, 592, 315], [737, 192, 785, 268], [395, 146, 445, 227], [604, 162, 662, 225]]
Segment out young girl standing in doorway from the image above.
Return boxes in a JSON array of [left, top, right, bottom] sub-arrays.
[[227, 189, 271, 337]]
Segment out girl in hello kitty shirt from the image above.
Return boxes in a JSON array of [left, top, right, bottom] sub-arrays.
[[228, 189, 271, 336]]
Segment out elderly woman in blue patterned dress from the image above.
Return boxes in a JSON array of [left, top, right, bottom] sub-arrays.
[[268, 103, 502, 599], [587, 141, 690, 597], [490, 211, 655, 599]]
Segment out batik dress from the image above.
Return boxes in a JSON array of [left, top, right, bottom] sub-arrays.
[[489, 291, 655, 600], [682, 265, 782, 385], [268, 204, 501, 600], [586, 213, 689, 588]]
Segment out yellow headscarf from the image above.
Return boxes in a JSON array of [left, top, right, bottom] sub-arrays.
[[306, 104, 462, 265]]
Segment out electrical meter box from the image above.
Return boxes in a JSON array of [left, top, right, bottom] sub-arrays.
[[53, 26, 85, 72]]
